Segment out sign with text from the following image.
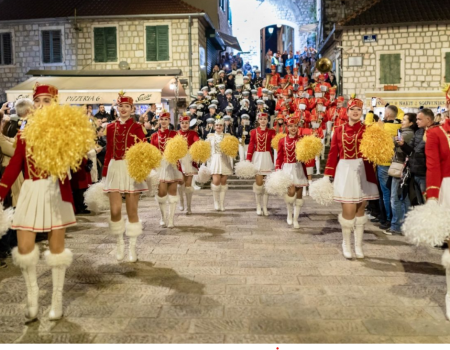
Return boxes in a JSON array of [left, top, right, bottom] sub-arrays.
[[363, 35, 377, 43], [366, 98, 446, 109]]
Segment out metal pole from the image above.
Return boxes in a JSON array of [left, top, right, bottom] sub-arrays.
[[188, 15, 193, 100]]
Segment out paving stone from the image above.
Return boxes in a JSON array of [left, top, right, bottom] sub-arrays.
[[225, 334, 300, 343], [248, 319, 310, 334], [191, 319, 249, 334], [126, 318, 190, 334], [93, 334, 172, 343], [171, 334, 225, 343], [160, 305, 223, 318]]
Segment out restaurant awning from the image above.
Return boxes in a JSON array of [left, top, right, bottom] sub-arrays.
[[218, 32, 242, 51], [6, 74, 186, 104]]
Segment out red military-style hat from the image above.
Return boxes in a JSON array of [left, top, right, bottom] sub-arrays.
[[318, 74, 326, 81], [298, 97, 308, 104], [179, 113, 190, 122], [285, 115, 299, 126], [117, 91, 133, 105], [316, 98, 325, 105], [293, 67, 299, 72], [282, 89, 290, 96], [271, 65, 276, 70], [314, 84, 322, 93], [336, 96, 345, 103], [257, 112, 269, 119], [347, 98, 364, 109], [280, 78, 287, 85], [329, 87, 337, 95], [159, 110, 171, 119], [33, 82, 58, 100]]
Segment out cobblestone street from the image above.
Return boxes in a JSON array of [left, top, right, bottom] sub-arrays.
[[1, 190, 450, 344]]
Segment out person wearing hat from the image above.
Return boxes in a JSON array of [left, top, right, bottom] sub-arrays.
[[294, 97, 311, 129], [247, 112, 277, 216], [202, 117, 216, 140], [235, 69, 244, 86], [201, 86, 211, 101], [243, 76, 253, 92], [255, 99, 269, 125], [202, 103, 218, 128], [224, 106, 237, 133], [275, 90, 294, 114], [226, 72, 236, 91], [323, 97, 379, 259], [275, 115, 308, 228], [237, 114, 253, 161], [217, 70, 227, 85], [284, 64, 293, 83], [268, 64, 281, 88], [207, 119, 234, 211], [177, 114, 200, 215], [191, 91, 207, 118], [207, 79, 217, 98], [327, 95, 347, 145], [253, 70, 263, 89], [311, 97, 328, 163], [223, 115, 236, 136], [150, 111, 184, 229], [251, 89, 258, 101], [220, 89, 238, 115], [291, 67, 302, 90], [217, 84, 226, 106]]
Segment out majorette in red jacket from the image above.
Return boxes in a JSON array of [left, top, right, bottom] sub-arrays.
[[247, 127, 276, 162]]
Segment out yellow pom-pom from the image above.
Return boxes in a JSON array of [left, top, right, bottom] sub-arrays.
[[295, 135, 323, 163], [125, 142, 162, 183], [22, 103, 96, 181], [189, 140, 211, 164], [360, 124, 394, 165], [163, 134, 188, 165], [220, 135, 239, 158], [271, 133, 286, 150]]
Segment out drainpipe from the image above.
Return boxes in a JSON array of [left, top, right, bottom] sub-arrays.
[[188, 15, 193, 99]]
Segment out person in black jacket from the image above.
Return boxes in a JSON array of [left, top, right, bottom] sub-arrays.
[[237, 114, 253, 161], [220, 90, 239, 114], [226, 73, 236, 91], [202, 104, 219, 128], [223, 115, 236, 136], [202, 118, 215, 140], [95, 126, 107, 180]]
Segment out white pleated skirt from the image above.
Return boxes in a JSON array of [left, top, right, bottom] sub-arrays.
[[104, 159, 148, 193], [333, 159, 379, 203], [439, 177, 450, 207], [180, 153, 198, 176], [12, 179, 76, 233], [152, 159, 184, 183], [252, 151, 274, 175], [209, 153, 233, 176], [282, 162, 308, 187]]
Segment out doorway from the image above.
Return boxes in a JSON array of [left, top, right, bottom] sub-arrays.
[[260, 24, 295, 76]]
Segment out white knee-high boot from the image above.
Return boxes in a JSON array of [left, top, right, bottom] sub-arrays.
[[262, 188, 270, 216], [253, 183, 264, 216], [177, 184, 185, 211], [211, 184, 221, 211], [219, 185, 228, 212], [338, 214, 355, 259], [442, 250, 450, 320], [315, 156, 321, 174], [44, 249, 73, 320], [284, 194, 296, 225], [354, 215, 368, 259], [293, 198, 304, 229], [126, 220, 142, 263], [185, 186, 194, 215], [12, 246, 40, 320], [167, 195, 178, 228], [109, 218, 125, 261], [156, 195, 168, 227]]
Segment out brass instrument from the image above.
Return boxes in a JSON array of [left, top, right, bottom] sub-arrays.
[[264, 73, 273, 89], [315, 57, 332, 73], [240, 131, 246, 146]]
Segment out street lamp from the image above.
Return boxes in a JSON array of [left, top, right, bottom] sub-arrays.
[[268, 27, 274, 34]]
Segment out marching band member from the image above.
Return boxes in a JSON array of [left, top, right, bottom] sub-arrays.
[[208, 119, 233, 211], [151, 111, 183, 228], [177, 114, 200, 215], [310, 98, 328, 161], [324, 98, 379, 259], [2, 84, 74, 320], [103, 92, 148, 263], [247, 112, 276, 216], [327, 95, 348, 145], [275, 115, 308, 228], [237, 114, 252, 161], [268, 65, 281, 88]]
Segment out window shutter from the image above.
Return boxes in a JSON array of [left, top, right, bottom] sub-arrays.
[[445, 52, 450, 83], [105, 27, 117, 62], [379, 54, 389, 84], [51, 30, 62, 63], [94, 28, 106, 62], [0, 33, 12, 65], [389, 54, 401, 84], [42, 31, 51, 63], [156, 26, 169, 61], [146, 26, 157, 61]]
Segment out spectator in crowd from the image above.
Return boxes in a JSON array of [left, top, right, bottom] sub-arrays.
[[143, 103, 157, 122], [235, 53, 243, 69], [95, 126, 106, 180], [210, 64, 221, 84], [243, 61, 253, 76], [94, 104, 110, 122], [265, 49, 273, 73]]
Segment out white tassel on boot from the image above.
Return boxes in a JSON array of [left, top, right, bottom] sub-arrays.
[[167, 195, 178, 228], [284, 194, 296, 225], [262, 189, 270, 216], [44, 249, 73, 321], [253, 183, 264, 216], [126, 220, 143, 263], [156, 195, 168, 227], [338, 214, 356, 259], [12, 246, 40, 320], [293, 198, 304, 229], [442, 250, 450, 320], [185, 186, 194, 215], [108, 218, 125, 261], [219, 185, 228, 212], [354, 215, 368, 259], [177, 184, 185, 211], [211, 184, 221, 211]]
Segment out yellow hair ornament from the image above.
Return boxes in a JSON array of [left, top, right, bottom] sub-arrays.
[[220, 135, 239, 158], [125, 142, 162, 183], [22, 103, 96, 182], [360, 124, 394, 165], [189, 139, 211, 164], [295, 135, 323, 163], [163, 134, 188, 165], [271, 133, 286, 150], [350, 93, 357, 99]]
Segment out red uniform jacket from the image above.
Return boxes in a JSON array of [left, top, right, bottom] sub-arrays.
[[70, 159, 92, 190], [178, 129, 200, 172], [425, 121, 450, 200], [294, 109, 311, 125], [310, 108, 327, 131], [275, 134, 307, 173], [150, 129, 178, 153], [290, 75, 302, 86], [327, 106, 348, 129], [103, 118, 147, 177], [269, 73, 281, 87], [274, 123, 288, 134], [324, 122, 377, 185], [275, 98, 294, 113], [0, 133, 74, 205], [247, 127, 276, 162]]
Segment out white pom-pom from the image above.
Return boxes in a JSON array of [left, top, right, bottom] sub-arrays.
[[403, 200, 450, 247], [234, 160, 257, 179], [83, 182, 109, 213], [0, 206, 14, 238], [197, 164, 212, 184], [310, 176, 334, 206], [264, 170, 292, 197]]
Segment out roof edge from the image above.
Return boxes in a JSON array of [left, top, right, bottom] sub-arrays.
[[337, 19, 450, 31]]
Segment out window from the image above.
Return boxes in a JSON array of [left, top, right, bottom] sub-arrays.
[[227, 0, 232, 25], [0, 32, 12, 65], [379, 53, 401, 85], [219, 0, 225, 11], [146, 25, 169, 61], [93, 27, 118, 63], [445, 52, 450, 83], [42, 30, 62, 64]]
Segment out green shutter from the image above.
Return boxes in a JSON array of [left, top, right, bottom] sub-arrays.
[[94, 28, 106, 62], [94, 27, 117, 62], [51, 30, 62, 63], [380, 53, 401, 84], [445, 52, 450, 83], [389, 54, 401, 84], [146, 25, 169, 61], [42, 31, 51, 63], [379, 54, 389, 84]]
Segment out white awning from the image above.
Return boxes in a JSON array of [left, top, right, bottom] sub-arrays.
[[6, 76, 186, 104]]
